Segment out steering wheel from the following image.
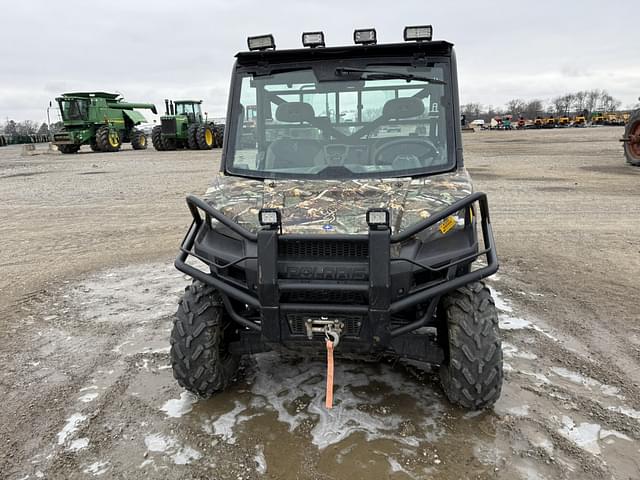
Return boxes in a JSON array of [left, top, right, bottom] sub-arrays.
[[373, 139, 440, 167]]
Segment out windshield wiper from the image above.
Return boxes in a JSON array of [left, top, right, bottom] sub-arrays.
[[335, 67, 446, 85]]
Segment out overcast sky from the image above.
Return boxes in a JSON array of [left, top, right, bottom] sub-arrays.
[[1, 0, 638, 124]]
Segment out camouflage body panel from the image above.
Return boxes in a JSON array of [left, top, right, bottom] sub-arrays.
[[203, 169, 473, 235]]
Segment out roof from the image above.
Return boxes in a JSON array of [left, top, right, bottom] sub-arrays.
[[236, 40, 454, 66], [61, 92, 120, 99], [174, 100, 203, 104]]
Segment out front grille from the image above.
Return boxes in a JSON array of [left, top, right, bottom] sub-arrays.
[[287, 314, 363, 337], [279, 239, 368, 258], [161, 118, 177, 135], [282, 290, 366, 304]]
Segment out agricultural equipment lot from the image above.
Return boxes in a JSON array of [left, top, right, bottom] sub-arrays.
[[0, 127, 639, 479]]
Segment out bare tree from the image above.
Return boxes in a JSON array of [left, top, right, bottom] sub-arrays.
[[15, 120, 38, 136], [586, 89, 601, 114], [4, 119, 17, 135], [37, 123, 49, 135], [505, 99, 527, 115], [524, 99, 544, 119], [573, 91, 587, 113], [461, 102, 483, 119]]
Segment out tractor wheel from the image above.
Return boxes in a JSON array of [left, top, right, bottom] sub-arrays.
[[58, 144, 80, 154], [623, 109, 640, 166], [170, 281, 240, 397], [90, 141, 100, 152], [438, 281, 503, 410], [196, 124, 215, 150], [131, 129, 148, 150], [210, 124, 224, 148], [151, 126, 165, 151], [96, 126, 121, 152], [163, 137, 177, 151], [187, 124, 199, 150]]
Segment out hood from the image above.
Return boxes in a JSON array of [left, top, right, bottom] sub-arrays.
[[203, 170, 473, 235]]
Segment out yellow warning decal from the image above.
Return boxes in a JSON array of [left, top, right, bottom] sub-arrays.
[[439, 216, 457, 235]]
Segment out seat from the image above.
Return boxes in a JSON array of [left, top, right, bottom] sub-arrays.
[[265, 139, 324, 170]]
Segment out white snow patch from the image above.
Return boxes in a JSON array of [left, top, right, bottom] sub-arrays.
[[78, 392, 99, 403], [57, 413, 87, 445], [160, 392, 198, 418], [607, 405, 640, 421], [518, 370, 551, 385], [145, 433, 175, 452], [254, 445, 267, 475], [171, 446, 202, 465], [499, 315, 532, 330], [489, 286, 513, 312], [144, 433, 201, 465], [79, 385, 98, 392], [67, 437, 89, 451], [600, 429, 632, 442], [139, 459, 154, 469], [83, 461, 109, 476], [502, 342, 537, 360], [558, 416, 601, 455], [550, 368, 623, 399]]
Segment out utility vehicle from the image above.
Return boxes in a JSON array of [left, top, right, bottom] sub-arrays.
[[171, 26, 502, 410]]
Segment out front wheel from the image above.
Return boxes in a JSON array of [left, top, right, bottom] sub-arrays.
[[58, 144, 80, 154], [438, 281, 503, 410], [130, 129, 147, 150], [170, 281, 240, 397], [96, 125, 121, 152]]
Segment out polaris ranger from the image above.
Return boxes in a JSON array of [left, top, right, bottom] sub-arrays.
[[172, 26, 503, 410]]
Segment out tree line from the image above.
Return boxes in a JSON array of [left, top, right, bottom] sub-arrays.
[[462, 89, 634, 121], [0, 120, 64, 136]]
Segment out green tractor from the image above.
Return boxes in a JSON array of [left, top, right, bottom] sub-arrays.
[[51, 92, 157, 154], [151, 99, 223, 151]]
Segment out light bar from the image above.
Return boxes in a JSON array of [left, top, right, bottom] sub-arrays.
[[247, 34, 276, 51], [302, 31, 325, 48], [259, 208, 281, 228], [404, 25, 433, 42], [366, 208, 390, 229], [354, 28, 377, 45]]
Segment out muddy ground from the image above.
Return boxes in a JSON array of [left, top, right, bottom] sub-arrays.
[[1, 127, 639, 479]]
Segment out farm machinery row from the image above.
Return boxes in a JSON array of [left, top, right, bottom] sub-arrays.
[[0, 134, 49, 147], [50, 92, 223, 154]]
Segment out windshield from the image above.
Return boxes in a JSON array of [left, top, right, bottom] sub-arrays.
[[226, 62, 453, 179], [59, 99, 89, 121]]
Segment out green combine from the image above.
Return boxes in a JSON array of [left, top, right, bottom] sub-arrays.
[[152, 99, 223, 151], [52, 92, 157, 154]]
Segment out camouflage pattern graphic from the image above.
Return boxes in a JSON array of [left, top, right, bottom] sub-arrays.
[[203, 169, 473, 235]]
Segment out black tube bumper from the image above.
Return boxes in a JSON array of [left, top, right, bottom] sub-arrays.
[[175, 192, 498, 353]]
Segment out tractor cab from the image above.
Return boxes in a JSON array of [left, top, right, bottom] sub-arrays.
[[57, 96, 90, 122], [174, 100, 204, 124]]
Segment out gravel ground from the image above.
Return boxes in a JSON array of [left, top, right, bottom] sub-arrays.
[[0, 127, 639, 479]]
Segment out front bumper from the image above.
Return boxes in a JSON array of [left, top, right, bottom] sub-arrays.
[[175, 192, 498, 358]]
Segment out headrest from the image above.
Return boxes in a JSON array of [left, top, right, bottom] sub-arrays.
[[382, 97, 425, 119], [275, 102, 315, 123]]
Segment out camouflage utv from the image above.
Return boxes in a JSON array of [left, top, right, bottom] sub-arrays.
[[172, 27, 502, 410]]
